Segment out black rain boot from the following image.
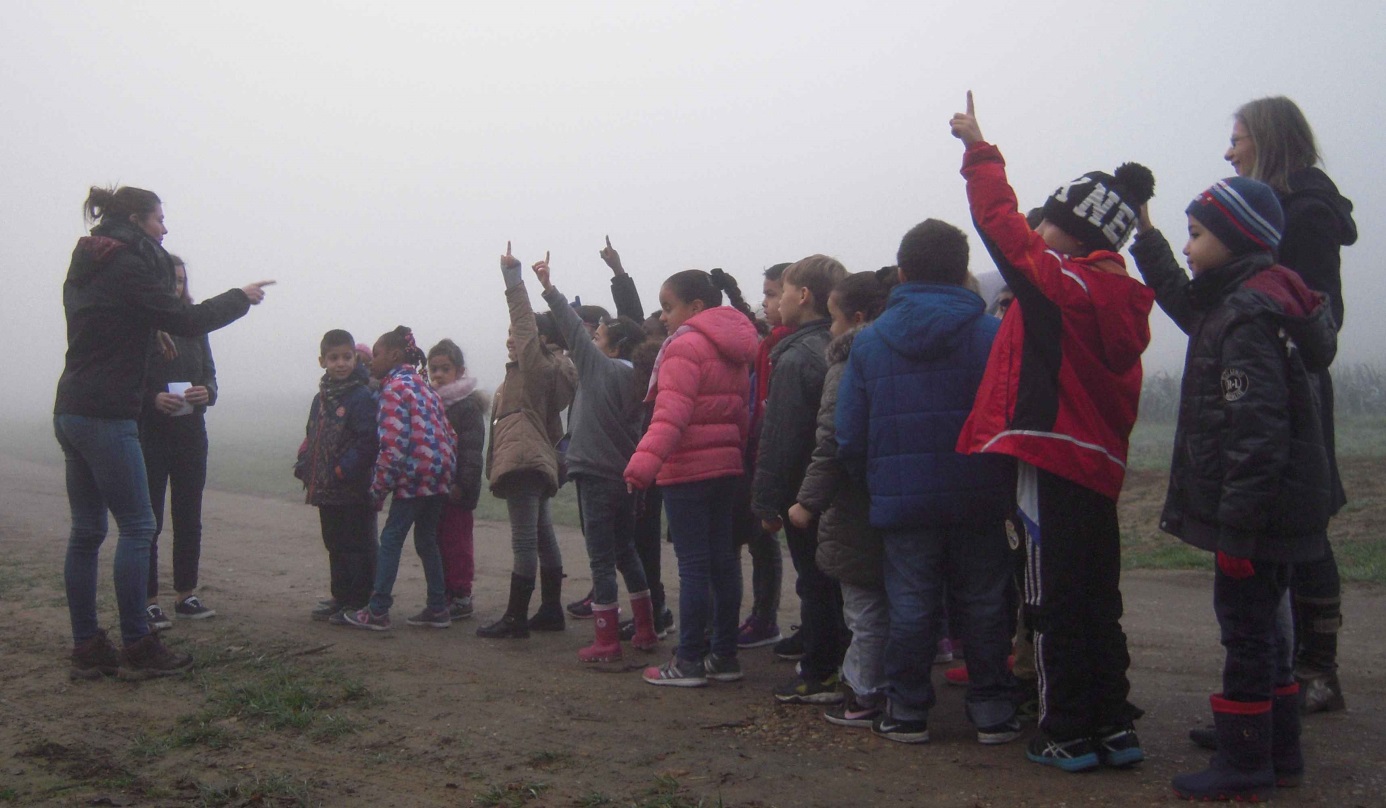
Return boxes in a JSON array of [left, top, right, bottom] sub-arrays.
[[1272, 683, 1305, 788], [1293, 595, 1345, 714], [1188, 723, 1217, 751], [476, 574, 534, 639], [528, 566, 566, 631], [1171, 695, 1274, 802]]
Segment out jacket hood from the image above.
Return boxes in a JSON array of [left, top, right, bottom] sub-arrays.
[[1285, 168, 1357, 247], [686, 306, 760, 364], [825, 326, 860, 365], [435, 375, 478, 407], [1243, 265, 1339, 372], [872, 283, 986, 362], [1068, 255, 1154, 374]]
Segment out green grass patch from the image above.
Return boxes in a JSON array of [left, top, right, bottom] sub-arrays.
[[193, 771, 319, 808]]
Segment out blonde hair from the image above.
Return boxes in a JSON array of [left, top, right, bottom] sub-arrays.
[[1236, 96, 1320, 193]]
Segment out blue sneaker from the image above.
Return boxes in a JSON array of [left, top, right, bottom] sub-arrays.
[[1093, 724, 1144, 767], [1027, 734, 1100, 772]]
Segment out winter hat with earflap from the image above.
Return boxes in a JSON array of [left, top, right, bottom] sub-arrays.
[[1185, 177, 1284, 257], [1042, 163, 1157, 252]]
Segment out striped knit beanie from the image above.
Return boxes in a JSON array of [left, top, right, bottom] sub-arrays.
[[1186, 177, 1284, 256]]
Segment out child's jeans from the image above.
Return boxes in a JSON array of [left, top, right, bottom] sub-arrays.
[[1216, 560, 1294, 701], [437, 502, 475, 599], [369, 494, 446, 614], [575, 474, 648, 605], [840, 581, 889, 702], [505, 474, 562, 579], [662, 476, 742, 665], [319, 501, 377, 608]]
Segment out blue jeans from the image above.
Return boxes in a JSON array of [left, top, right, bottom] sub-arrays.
[[54, 414, 156, 645], [882, 521, 1016, 727], [575, 475, 648, 605], [662, 476, 742, 665], [1216, 560, 1294, 702], [369, 495, 446, 613]]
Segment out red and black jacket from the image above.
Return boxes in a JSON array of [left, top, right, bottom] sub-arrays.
[[955, 142, 1155, 501]]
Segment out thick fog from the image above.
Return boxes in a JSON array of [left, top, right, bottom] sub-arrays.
[[3, 1, 1383, 418]]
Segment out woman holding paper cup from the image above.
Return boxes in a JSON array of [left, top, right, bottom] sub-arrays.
[[140, 256, 219, 628], [56, 184, 273, 680]]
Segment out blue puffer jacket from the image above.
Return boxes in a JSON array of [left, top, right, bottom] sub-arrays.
[[836, 282, 1014, 529]]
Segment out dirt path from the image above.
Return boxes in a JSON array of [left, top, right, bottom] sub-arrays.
[[1, 453, 1383, 807]]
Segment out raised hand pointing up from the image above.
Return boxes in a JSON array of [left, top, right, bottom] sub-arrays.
[[531, 251, 553, 291], [599, 235, 625, 275], [950, 90, 984, 147], [500, 241, 523, 289]]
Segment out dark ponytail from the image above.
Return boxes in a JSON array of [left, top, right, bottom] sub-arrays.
[[709, 268, 758, 327], [602, 316, 648, 361], [377, 326, 428, 370], [83, 185, 161, 227]]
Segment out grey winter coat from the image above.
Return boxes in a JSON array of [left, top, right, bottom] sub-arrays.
[[795, 328, 882, 588]]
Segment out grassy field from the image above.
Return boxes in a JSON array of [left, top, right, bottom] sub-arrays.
[[8, 405, 1383, 583]]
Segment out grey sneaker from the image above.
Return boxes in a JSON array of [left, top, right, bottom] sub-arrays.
[[405, 606, 452, 628], [343, 607, 392, 631], [70, 629, 121, 680], [448, 596, 474, 620], [119, 633, 193, 679], [703, 653, 744, 682], [146, 604, 173, 631], [174, 595, 216, 620]]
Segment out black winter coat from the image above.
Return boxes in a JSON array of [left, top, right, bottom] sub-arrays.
[[752, 318, 833, 520], [55, 221, 250, 420], [1279, 167, 1357, 332], [446, 392, 489, 511], [1131, 231, 1336, 563]]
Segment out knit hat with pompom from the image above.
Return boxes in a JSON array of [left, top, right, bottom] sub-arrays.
[[1042, 162, 1156, 252]]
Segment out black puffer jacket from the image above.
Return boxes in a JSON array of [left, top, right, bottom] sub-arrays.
[[1131, 231, 1336, 562], [796, 328, 881, 587], [55, 221, 251, 419], [752, 317, 833, 520]]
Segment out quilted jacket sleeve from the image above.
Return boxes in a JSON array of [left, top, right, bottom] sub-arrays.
[[752, 345, 825, 519], [795, 360, 847, 514], [624, 340, 699, 489], [1130, 229, 1196, 333], [371, 376, 411, 508]]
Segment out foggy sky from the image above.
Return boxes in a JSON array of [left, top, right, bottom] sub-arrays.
[[3, 1, 1383, 417]]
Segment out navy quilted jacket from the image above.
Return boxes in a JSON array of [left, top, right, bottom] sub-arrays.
[[836, 282, 1013, 529]]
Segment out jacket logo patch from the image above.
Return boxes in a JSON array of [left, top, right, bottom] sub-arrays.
[[1221, 368, 1249, 402], [1005, 519, 1020, 550], [336, 406, 347, 417]]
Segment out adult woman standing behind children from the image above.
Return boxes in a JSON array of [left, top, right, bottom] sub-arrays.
[[1224, 97, 1357, 714], [626, 269, 759, 687], [58, 185, 272, 680], [140, 255, 219, 629], [477, 244, 578, 639]]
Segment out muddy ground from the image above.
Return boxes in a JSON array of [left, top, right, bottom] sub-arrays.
[[1, 452, 1383, 807]]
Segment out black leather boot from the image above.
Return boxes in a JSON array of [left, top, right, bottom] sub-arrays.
[[529, 566, 566, 631], [476, 574, 535, 639]]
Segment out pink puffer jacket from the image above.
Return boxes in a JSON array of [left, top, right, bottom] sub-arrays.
[[625, 306, 759, 489]]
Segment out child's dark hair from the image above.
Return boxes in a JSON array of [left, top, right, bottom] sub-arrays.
[[784, 255, 849, 317], [83, 185, 161, 227], [833, 270, 898, 324], [631, 337, 661, 401], [428, 338, 465, 370], [574, 304, 610, 329], [377, 326, 427, 370], [662, 268, 751, 327], [320, 329, 355, 356], [764, 262, 792, 282], [602, 316, 649, 361], [535, 311, 565, 351], [897, 219, 970, 285]]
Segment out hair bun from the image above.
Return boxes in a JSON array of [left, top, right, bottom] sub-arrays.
[[1114, 163, 1156, 206], [708, 267, 729, 290]]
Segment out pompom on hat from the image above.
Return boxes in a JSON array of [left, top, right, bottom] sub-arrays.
[[1042, 162, 1156, 252], [1185, 177, 1284, 257]]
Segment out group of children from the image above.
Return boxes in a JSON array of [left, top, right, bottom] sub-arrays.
[[292, 92, 1340, 802]]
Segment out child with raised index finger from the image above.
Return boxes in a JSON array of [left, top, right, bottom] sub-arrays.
[[950, 91, 1156, 771]]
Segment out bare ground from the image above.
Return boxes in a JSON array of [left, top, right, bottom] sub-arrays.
[[1, 453, 1383, 807]]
